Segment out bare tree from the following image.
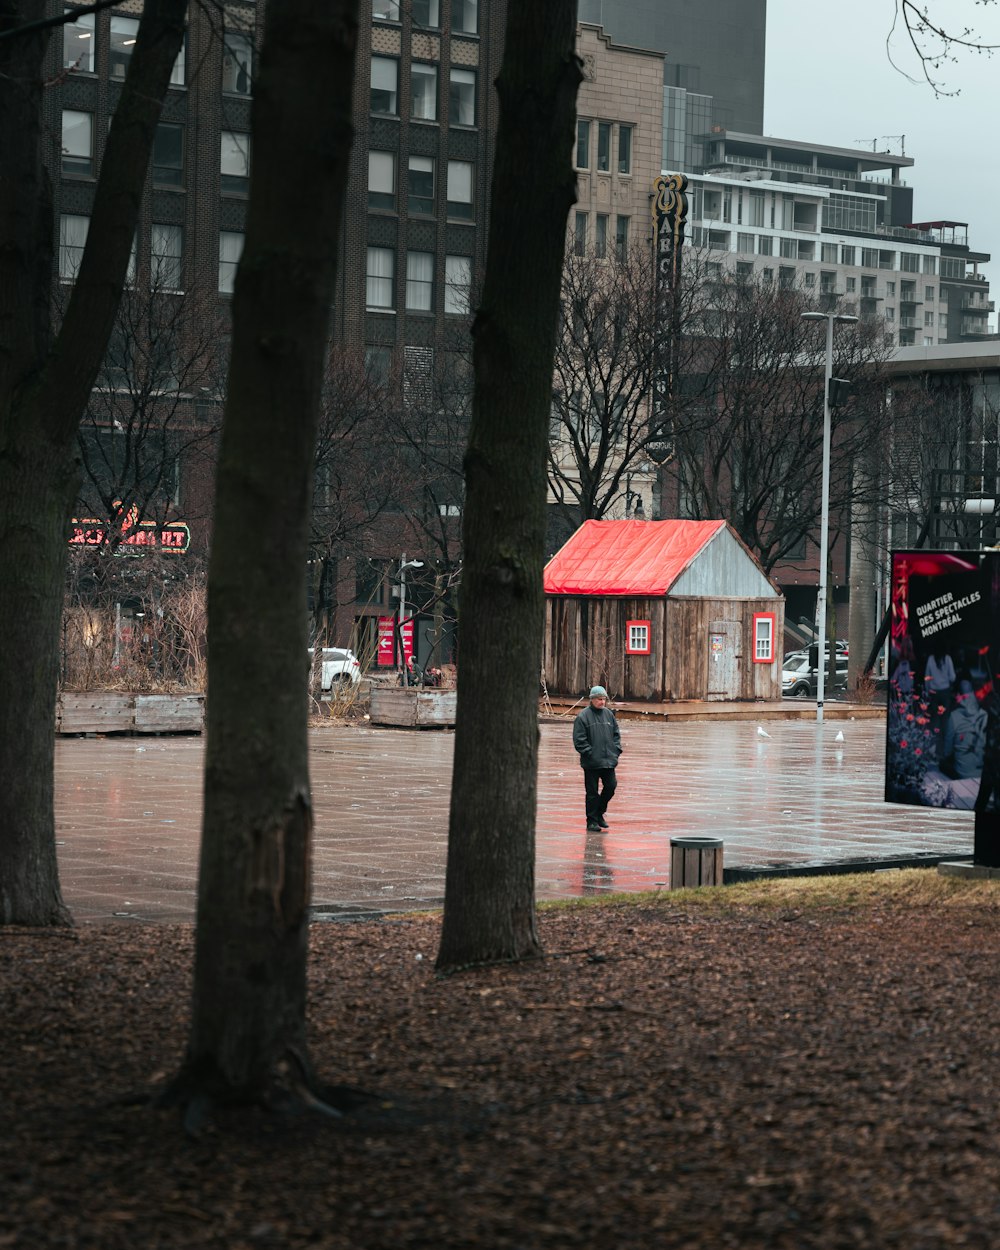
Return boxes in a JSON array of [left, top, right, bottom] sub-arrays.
[[894, 0, 999, 93], [436, 0, 582, 973], [165, 0, 361, 1119], [0, 0, 188, 926], [547, 244, 661, 527], [664, 272, 894, 576]]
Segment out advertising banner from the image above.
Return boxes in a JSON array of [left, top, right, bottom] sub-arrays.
[[377, 616, 414, 667], [885, 550, 1000, 810]]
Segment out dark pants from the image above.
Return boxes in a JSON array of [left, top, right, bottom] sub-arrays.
[[584, 767, 617, 822]]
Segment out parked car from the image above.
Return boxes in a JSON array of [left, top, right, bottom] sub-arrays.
[[307, 647, 361, 691], [782, 652, 849, 698]]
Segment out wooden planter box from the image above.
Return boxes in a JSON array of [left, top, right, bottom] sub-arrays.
[[370, 687, 456, 728], [57, 692, 205, 735]]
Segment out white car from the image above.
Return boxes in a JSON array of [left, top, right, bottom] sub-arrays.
[[307, 647, 361, 691]]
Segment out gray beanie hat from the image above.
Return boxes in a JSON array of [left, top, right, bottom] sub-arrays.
[[589, 685, 608, 699]]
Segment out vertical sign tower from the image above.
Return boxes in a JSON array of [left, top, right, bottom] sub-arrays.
[[650, 173, 689, 461]]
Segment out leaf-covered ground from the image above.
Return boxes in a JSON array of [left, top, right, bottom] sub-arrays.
[[4, 874, 1000, 1249]]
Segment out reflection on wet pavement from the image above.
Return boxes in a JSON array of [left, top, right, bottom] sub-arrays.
[[54, 719, 973, 923]]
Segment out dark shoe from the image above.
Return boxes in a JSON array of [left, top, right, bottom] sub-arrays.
[[597, 815, 610, 829], [586, 821, 602, 832]]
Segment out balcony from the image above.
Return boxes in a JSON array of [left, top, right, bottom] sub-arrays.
[[900, 316, 920, 329], [961, 297, 994, 312], [961, 318, 994, 336]]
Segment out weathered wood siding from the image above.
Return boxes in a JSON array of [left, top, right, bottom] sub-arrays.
[[370, 688, 457, 727], [57, 692, 206, 734], [543, 594, 783, 702]]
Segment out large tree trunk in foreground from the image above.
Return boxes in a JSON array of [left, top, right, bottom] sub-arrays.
[[436, 0, 581, 972], [0, 0, 188, 925], [169, 0, 359, 1113]]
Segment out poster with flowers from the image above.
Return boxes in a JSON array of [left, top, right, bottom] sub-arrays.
[[886, 550, 999, 810]]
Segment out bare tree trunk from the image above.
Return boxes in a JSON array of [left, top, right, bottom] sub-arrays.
[[168, 0, 359, 1113], [436, 0, 581, 972], [848, 482, 879, 693], [0, 0, 188, 925]]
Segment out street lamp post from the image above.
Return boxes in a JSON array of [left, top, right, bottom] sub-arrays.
[[801, 310, 858, 724], [397, 554, 424, 686]]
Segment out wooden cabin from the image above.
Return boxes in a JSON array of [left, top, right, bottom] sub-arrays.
[[543, 519, 784, 702]]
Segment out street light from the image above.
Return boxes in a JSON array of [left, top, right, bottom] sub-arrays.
[[801, 310, 858, 724], [397, 554, 424, 686]]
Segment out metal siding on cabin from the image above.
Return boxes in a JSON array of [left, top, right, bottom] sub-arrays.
[[670, 527, 778, 599]]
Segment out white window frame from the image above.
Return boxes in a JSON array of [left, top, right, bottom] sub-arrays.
[[446, 159, 473, 220], [63, 9, 95, 72], [222, 31, 253, 94], [405, 251, 434, 312], [220, 131, 250, 195], [218, 230, 244, 294], [408, 155, 434, 214], [411, 62, 437, 121], [151, 223, 184, 292], [371, 55, 398, 115], [444, 255, 471, 314], [59, 213, 89, 282], [61, 110, 93, 177], [366, 246, 395, 310], [449, 68, 476, 126], [368, 151, 396, 210]]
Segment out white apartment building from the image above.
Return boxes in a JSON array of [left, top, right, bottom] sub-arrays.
[[679, 134, 993, 348]]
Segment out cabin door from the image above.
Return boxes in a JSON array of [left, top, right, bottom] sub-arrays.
[[706, 618, 741, 701]]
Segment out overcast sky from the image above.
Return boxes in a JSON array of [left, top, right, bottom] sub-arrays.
[[765, 0, 999, 318]]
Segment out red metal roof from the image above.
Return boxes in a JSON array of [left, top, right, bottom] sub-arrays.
[[544, 519, 728, 596]]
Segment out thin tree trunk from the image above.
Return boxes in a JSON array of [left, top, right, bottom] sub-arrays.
[[0, 0, 187, 926], [436, 0, 581, 972], [168, 0, 359, 1112]]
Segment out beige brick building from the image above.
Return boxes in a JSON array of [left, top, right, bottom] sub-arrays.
[[572, 24, 665, 261]]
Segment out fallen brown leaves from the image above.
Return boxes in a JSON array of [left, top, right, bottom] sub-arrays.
[[3, 878, 1000, 1248]]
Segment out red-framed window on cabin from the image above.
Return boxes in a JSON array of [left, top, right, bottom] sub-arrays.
[[626, 619, 651, 655], [752, 612, 776, 663]]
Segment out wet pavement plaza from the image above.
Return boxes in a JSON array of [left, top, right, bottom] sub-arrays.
[[55, 717, 975, 923]]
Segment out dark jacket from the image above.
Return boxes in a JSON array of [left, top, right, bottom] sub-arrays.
[[573, 704, 622, 770]]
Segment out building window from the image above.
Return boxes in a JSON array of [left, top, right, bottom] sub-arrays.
[[59, 213, 88, 281], [778, 266, 795, 289], [923, 255, 937, 275], [109, 16, 138, 79], [846, 276, 856, 292], [412, 0, 439, 26], [574, 211, 587, 256], [804, 271, 816, 287], [939, 313, 948, 335], [446, 159, 473, 219], [757, 235, 772, 256], [901, 252, 920, 272], [408, 155, 434, 214], [170, 33, 186, 86], [595, 214, 608, 259], [885, 280, 896, 297], [449, 68, 476, 126], [925, 284, 936, 301], [444, 255, 471, 314], [411, 62, 437, 120], [63, 9, 94, 72], [597, 121, 611, 171], [840, 245, 855, 266], [452, 0, 477, 33], [576, 119, 590, 170], [368, 150, 395, 209], [151, 223, 183, 291], [62, 110, 93, 177], [615, 215, 629, 253], [752, 612, 775, 663], [406, 251, 434, 311], [222, 31, 252, 94], [218, 230, 244, 293], [736, 260, 754, 278], [148, 124, 186, 191], [366, 246, 395, 309], [626, 620, 651, 655], [737, 232, 754, 254], [371, 56, 398, 114], [821, 242, 837, 263], [618, 124, 632, 175], [220, 131, 250, 195], [885, 307, 895, 321], [372, 0, 399, 18], [924, 311, 935, 327]]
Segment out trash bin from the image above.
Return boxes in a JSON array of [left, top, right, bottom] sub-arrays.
[[670, 836, 724, 889]]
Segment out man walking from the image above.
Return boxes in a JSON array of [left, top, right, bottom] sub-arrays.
[[573, 685, 622, 832]]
